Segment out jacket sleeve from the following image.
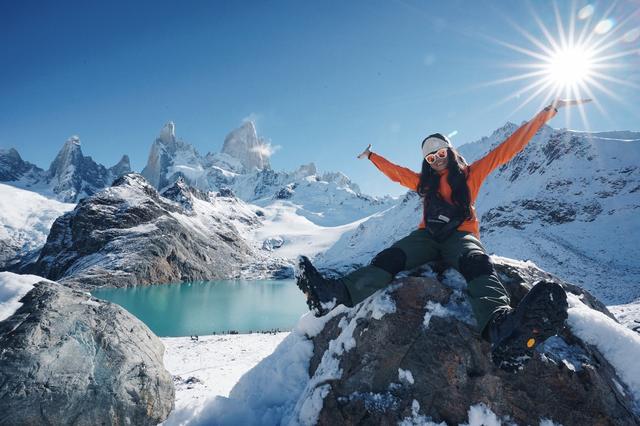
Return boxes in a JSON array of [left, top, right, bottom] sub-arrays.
[[468, 107, 557, 191], [369, 152, 420, 191]]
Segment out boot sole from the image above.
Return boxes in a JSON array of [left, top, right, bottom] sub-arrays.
[[295, 256, 327, 316], [492, 281, 568, 372]]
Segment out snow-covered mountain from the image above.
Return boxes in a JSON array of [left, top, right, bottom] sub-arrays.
[[141, 121, 395, 227], [29, 173, 277, 288], [0, 136, 130, 202], [0, 122, 394, 278], [319, 125, 640, 306], [0, 148, 45, 183]]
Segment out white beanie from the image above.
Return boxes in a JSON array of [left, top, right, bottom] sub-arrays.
[[421, 133, 452, 158]]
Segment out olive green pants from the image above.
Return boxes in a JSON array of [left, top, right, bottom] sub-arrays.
[[343, 229, 511, 333]]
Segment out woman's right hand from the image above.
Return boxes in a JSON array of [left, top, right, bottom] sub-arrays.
[[550, 99, 592, 109], [357, 144, 373, 160]]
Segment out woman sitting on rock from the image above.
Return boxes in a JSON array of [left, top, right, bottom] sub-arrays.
[[296, 99, 590, 369]]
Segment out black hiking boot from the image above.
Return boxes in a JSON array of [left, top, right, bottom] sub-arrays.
[[488, 280, 568, 372], [296, 256, 353, 316]]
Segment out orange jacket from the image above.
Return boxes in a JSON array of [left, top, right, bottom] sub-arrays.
[[369, 107, 557, 237]]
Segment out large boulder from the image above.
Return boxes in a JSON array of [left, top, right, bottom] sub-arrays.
[[0, 280, 174, 425], [171, 258, 640, 425], [301, 260, 640, 425]]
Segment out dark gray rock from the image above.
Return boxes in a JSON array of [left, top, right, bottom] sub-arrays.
[[306, 261, 638, 425], [160, 176, 209, 213], [29, 173, 256, 288], [0, 148, 45, 183], [0, 281, 174, 425]]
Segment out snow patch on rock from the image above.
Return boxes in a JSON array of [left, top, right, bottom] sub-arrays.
[[0, 272, 52, 321], [567, 293, 640, 405]]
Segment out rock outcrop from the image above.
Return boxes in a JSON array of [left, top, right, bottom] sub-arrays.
[[29, 173, 257, 288], [0, 280, 174, 425], [299, 260, 639, 425]]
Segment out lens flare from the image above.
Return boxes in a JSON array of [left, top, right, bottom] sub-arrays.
[[594, 19, 615, 34], [578, 5, 594, 20], [623, 28, 640, 43]]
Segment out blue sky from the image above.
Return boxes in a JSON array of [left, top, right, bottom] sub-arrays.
[[1, 0, 638, 196]]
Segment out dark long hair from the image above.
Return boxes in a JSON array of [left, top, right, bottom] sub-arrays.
[[416, 148, 472, 220]]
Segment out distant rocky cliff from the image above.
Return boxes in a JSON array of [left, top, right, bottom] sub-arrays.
[[0, 136, 130, 202]]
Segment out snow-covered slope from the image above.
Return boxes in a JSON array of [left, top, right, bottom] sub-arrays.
[[0, 137, 130, 202], [0, 183, 75, 270], [460, 126, 640, 304], [319, 125, 640, 306]]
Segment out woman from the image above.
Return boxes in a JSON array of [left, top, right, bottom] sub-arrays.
[[297, 99, 590, 369]]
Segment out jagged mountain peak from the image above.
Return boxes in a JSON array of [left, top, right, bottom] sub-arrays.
[[114, 154, 130, 166], [159, 121, 176, 144], [0, 148, 43, 183], [0, 147, 21, 158], [41, 137, 133, 202], [67, 135, 81, 146], [293, 163, 317, 179], [238, 120, 257, 133], [109, 155, 131, 179], [48, 136, 85, 176], [112, 172, 153, 190], [222, 120, 270, 172], [0, 141, 131, 202]]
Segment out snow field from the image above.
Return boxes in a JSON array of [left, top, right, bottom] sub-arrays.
[[161, 332, 289, 425], [248, 200, 369, 260], [0, 183, 74, 258], [0, 272, 52, 321], [567, 293, 640, 405]]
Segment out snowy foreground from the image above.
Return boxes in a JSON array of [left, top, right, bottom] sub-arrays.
[[160, 300, 640, 425], [2, 272, 640, 425], [161, 332, 289, 423]]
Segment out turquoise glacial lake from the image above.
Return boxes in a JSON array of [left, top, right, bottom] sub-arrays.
[[91, 279, 308, 337]]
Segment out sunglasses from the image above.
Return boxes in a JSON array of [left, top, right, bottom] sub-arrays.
[[425, 148, 448, 164]]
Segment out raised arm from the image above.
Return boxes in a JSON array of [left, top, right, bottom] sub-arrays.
[[468, 106, 557, 191], [369, 152, 420, 191]]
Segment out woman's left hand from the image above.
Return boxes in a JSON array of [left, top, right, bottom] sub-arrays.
[[550, 99, 593, 109]]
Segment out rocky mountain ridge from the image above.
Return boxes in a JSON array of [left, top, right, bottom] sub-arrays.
[[0, 136, 130, 202], [140, 121, 392, 228], [28, 173, 270, 288]]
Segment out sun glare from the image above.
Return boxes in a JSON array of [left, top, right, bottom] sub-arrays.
[[545, 45, 594, 87], [479, 2, 640, 126]]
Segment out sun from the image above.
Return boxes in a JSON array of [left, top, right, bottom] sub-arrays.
[[544, 45, 595, 87], [478, 2, 640, 125]]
